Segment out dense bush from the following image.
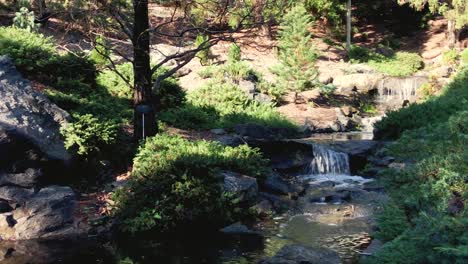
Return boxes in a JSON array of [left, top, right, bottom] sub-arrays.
[[61, 114, 118, 158], [160, 81, 296, 131], [375, 68, 468, 139], [112, 134, 269, 233], [0, 27, 96, 85], [368, 70, 468, 263]]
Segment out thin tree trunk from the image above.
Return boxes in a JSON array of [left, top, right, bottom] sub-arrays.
[[447, 19, 457, 49], [133, 0, 157, 140], [346, 0, 352, 52]]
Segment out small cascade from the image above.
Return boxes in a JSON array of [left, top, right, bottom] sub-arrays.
[[307, 144, 351, 175], [376, 76, 427, 109]]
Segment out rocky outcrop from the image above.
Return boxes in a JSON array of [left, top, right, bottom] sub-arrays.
[[333, 73, 384, 96], [0, 56, 70, 162], [0, 58, 81, 241], [0, 129, 80, 241], [259, 244, 340, 264]]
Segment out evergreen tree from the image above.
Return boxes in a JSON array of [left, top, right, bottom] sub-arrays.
[[274, 4, 318, 102]]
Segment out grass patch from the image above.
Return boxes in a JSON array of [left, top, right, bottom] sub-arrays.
[[348, 45, 423, 77]]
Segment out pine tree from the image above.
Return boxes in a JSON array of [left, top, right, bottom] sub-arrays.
[[274, 4, 318, 102]]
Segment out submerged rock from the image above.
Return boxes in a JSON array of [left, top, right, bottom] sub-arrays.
[[259, 244, 340, 264]]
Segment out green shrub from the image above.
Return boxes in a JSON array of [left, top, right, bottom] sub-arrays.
[[0, 27, 96, 85], [61, 114, 118, 157], [348, 45, 372, 62], [461, 48, 468, 64], [160, 81, 296, 131], [13, 7, 37, 31], [370, 69, 468, 263], [228, 43, 242, 63], [257, 81, 286, 103], [369, 52, 423, 77], [442, 49, 459, 65], [112, 134, 269, 233]]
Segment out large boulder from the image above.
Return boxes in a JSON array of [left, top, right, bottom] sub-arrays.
[[0, 56, 70, 162], [2, 186, 77, 240], [333, 73, 384, 96], [259, 244, 340, 264]]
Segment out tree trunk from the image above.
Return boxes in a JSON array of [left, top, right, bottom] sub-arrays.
[[447, 19, 457, 49], [133, 0, 157, 140], [346, 0, 352, 52]]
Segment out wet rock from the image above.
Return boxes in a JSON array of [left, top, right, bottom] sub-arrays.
[[260, 192, 294, 213], [220, 222, 259, 235], [259, 244, 340, 264], [264, 174, 292, 195], [360, 239, 384, 261], [251, 200, 273, 217], [368, 156, 395, 167], [222, 171, 258, 203], [10, 186, 77, 240], [0, 56, 71, 162]]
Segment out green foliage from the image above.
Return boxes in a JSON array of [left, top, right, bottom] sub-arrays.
[[461, 48, 468, 64], [274, 4, 318, 95], [195, 34, 211, 65], [443, 49, 460, 65], [257, 80, 286, 103], [61, 114, 118, 157], [318, 83, 336, 98], [13, 7, 38, 31], [401, 0, 468, 29], [160, 81, 296, 131], [198, 60, 258, 82], [374, 202, 410, 241], [0, 27, 96, 85], [96, 62, 185, 110], [349, 45, 423, 77], [112, 134, 269, 233], [228, 43, 242, 63], [369, 69, 468, 263], [304, 0, 345, 31], [89, 35, 110, 67]]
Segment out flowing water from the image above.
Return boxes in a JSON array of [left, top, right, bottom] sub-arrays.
[[376, 76, 427, 109], [0, 135, 385, 264]]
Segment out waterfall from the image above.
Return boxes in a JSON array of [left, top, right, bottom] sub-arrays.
[[307, 144, 350, 175], [376, 76, 427, 108]]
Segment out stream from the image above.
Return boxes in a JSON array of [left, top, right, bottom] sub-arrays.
[[0, 133, 386, 264]]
